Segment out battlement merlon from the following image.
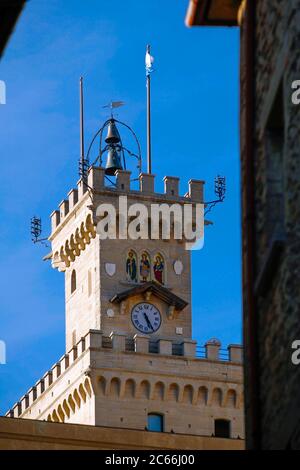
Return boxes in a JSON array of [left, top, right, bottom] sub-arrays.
[[49, 167, 205, 235]]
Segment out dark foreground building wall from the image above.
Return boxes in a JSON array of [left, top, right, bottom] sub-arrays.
[[186, 0, 300, 449], [0, 0, 25, 58]]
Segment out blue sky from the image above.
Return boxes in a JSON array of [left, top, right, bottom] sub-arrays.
[[0, 0, 240, 414]]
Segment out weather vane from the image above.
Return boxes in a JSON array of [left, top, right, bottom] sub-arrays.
[[102, 100, 125, 118], [85, 101, 142, 185]]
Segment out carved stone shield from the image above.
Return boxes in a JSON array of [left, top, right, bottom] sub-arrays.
[[105, 263, 116, 277], [173, 259, 183, 275]]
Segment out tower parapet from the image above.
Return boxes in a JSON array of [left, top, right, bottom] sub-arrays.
[[50, 167, 205, 234], [6, 330, 243, 439]]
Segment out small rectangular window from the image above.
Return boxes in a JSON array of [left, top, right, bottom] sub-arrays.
[[147, 413, 164, 432], [214, 419, 230, 438]]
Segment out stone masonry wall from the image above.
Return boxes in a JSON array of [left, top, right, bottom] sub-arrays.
[[241, 0, 300, 449]]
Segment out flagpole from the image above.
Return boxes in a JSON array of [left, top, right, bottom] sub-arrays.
[[146, 44, 152, 174], [79, 76, 85, 177]]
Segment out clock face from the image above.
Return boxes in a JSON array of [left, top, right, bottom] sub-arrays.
[[131, 302, 161, 334]]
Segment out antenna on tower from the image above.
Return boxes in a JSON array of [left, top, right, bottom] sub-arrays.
[[30, 216, 49, 247], [204, 175, 226, 216], [78, 77, 89, 180]]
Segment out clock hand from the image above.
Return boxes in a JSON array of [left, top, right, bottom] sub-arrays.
[[143, 312, 154, 331]]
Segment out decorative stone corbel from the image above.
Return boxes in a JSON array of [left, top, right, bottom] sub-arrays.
[[167, 305, 175, 320], [75, 228, 85, 250], [70, 234, 80, 256], [65, 240, 75, 262], [144, 291, 152, 302], [60, 247, 70, 268], [120, 300, 127, 315], [86, 214, 97, 238]]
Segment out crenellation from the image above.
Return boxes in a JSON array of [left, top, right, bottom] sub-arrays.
[[9, 129, 244, 443], [87, 166, 105, 191], [205, 339, 221, 360], [60, 354, 69, 373], [5, 329, 243, 438], [59, 199, 69, 219], [52, 362, 61, 381], [77, 337, 86, 356], [188, 179, 205, 202], [181, 339, 197, 358], [70, 345, 78, 363], [116, 169, 131, 191], [50, 168, 206, 235], [68, 188, 78, 210], [16, 403, 21, 417], [158, 338, 173, 355], [50, 210, 60, 232], [228, 344, 243, 364], [110, 331, 126, 351], [20, 395, 29, 414], [28, 386, 37, 406], [134, 334, 149, 354], [84, 329, 102, 349], [139, 172, 155, 194], [163, 176, 179, 197], [43, 370, 53, 388], [36, 379, 44, 395], [77, 178, 88, 199]]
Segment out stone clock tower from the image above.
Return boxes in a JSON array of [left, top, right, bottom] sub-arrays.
[[7, 129, 244, 441], [55, 167, 196, 353]]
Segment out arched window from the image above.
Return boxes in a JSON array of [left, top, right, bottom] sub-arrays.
[[71, 269, 76, 294], [147, 413, 164, 432], [153, 253, 165, 284], [214, 419, 231, 438]]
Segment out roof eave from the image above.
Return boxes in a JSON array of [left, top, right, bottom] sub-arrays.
[[185, 0, 240, 27]]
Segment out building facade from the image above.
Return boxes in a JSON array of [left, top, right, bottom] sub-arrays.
[[6, 161, 244, 447], [186, 0, 300, 449]]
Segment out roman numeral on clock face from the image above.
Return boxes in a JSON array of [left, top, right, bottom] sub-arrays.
[[131, 302, 161, 334]]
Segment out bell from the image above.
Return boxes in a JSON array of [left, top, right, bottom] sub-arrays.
[[105, 147, 123, 175], [105, 119, 120, 144]]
